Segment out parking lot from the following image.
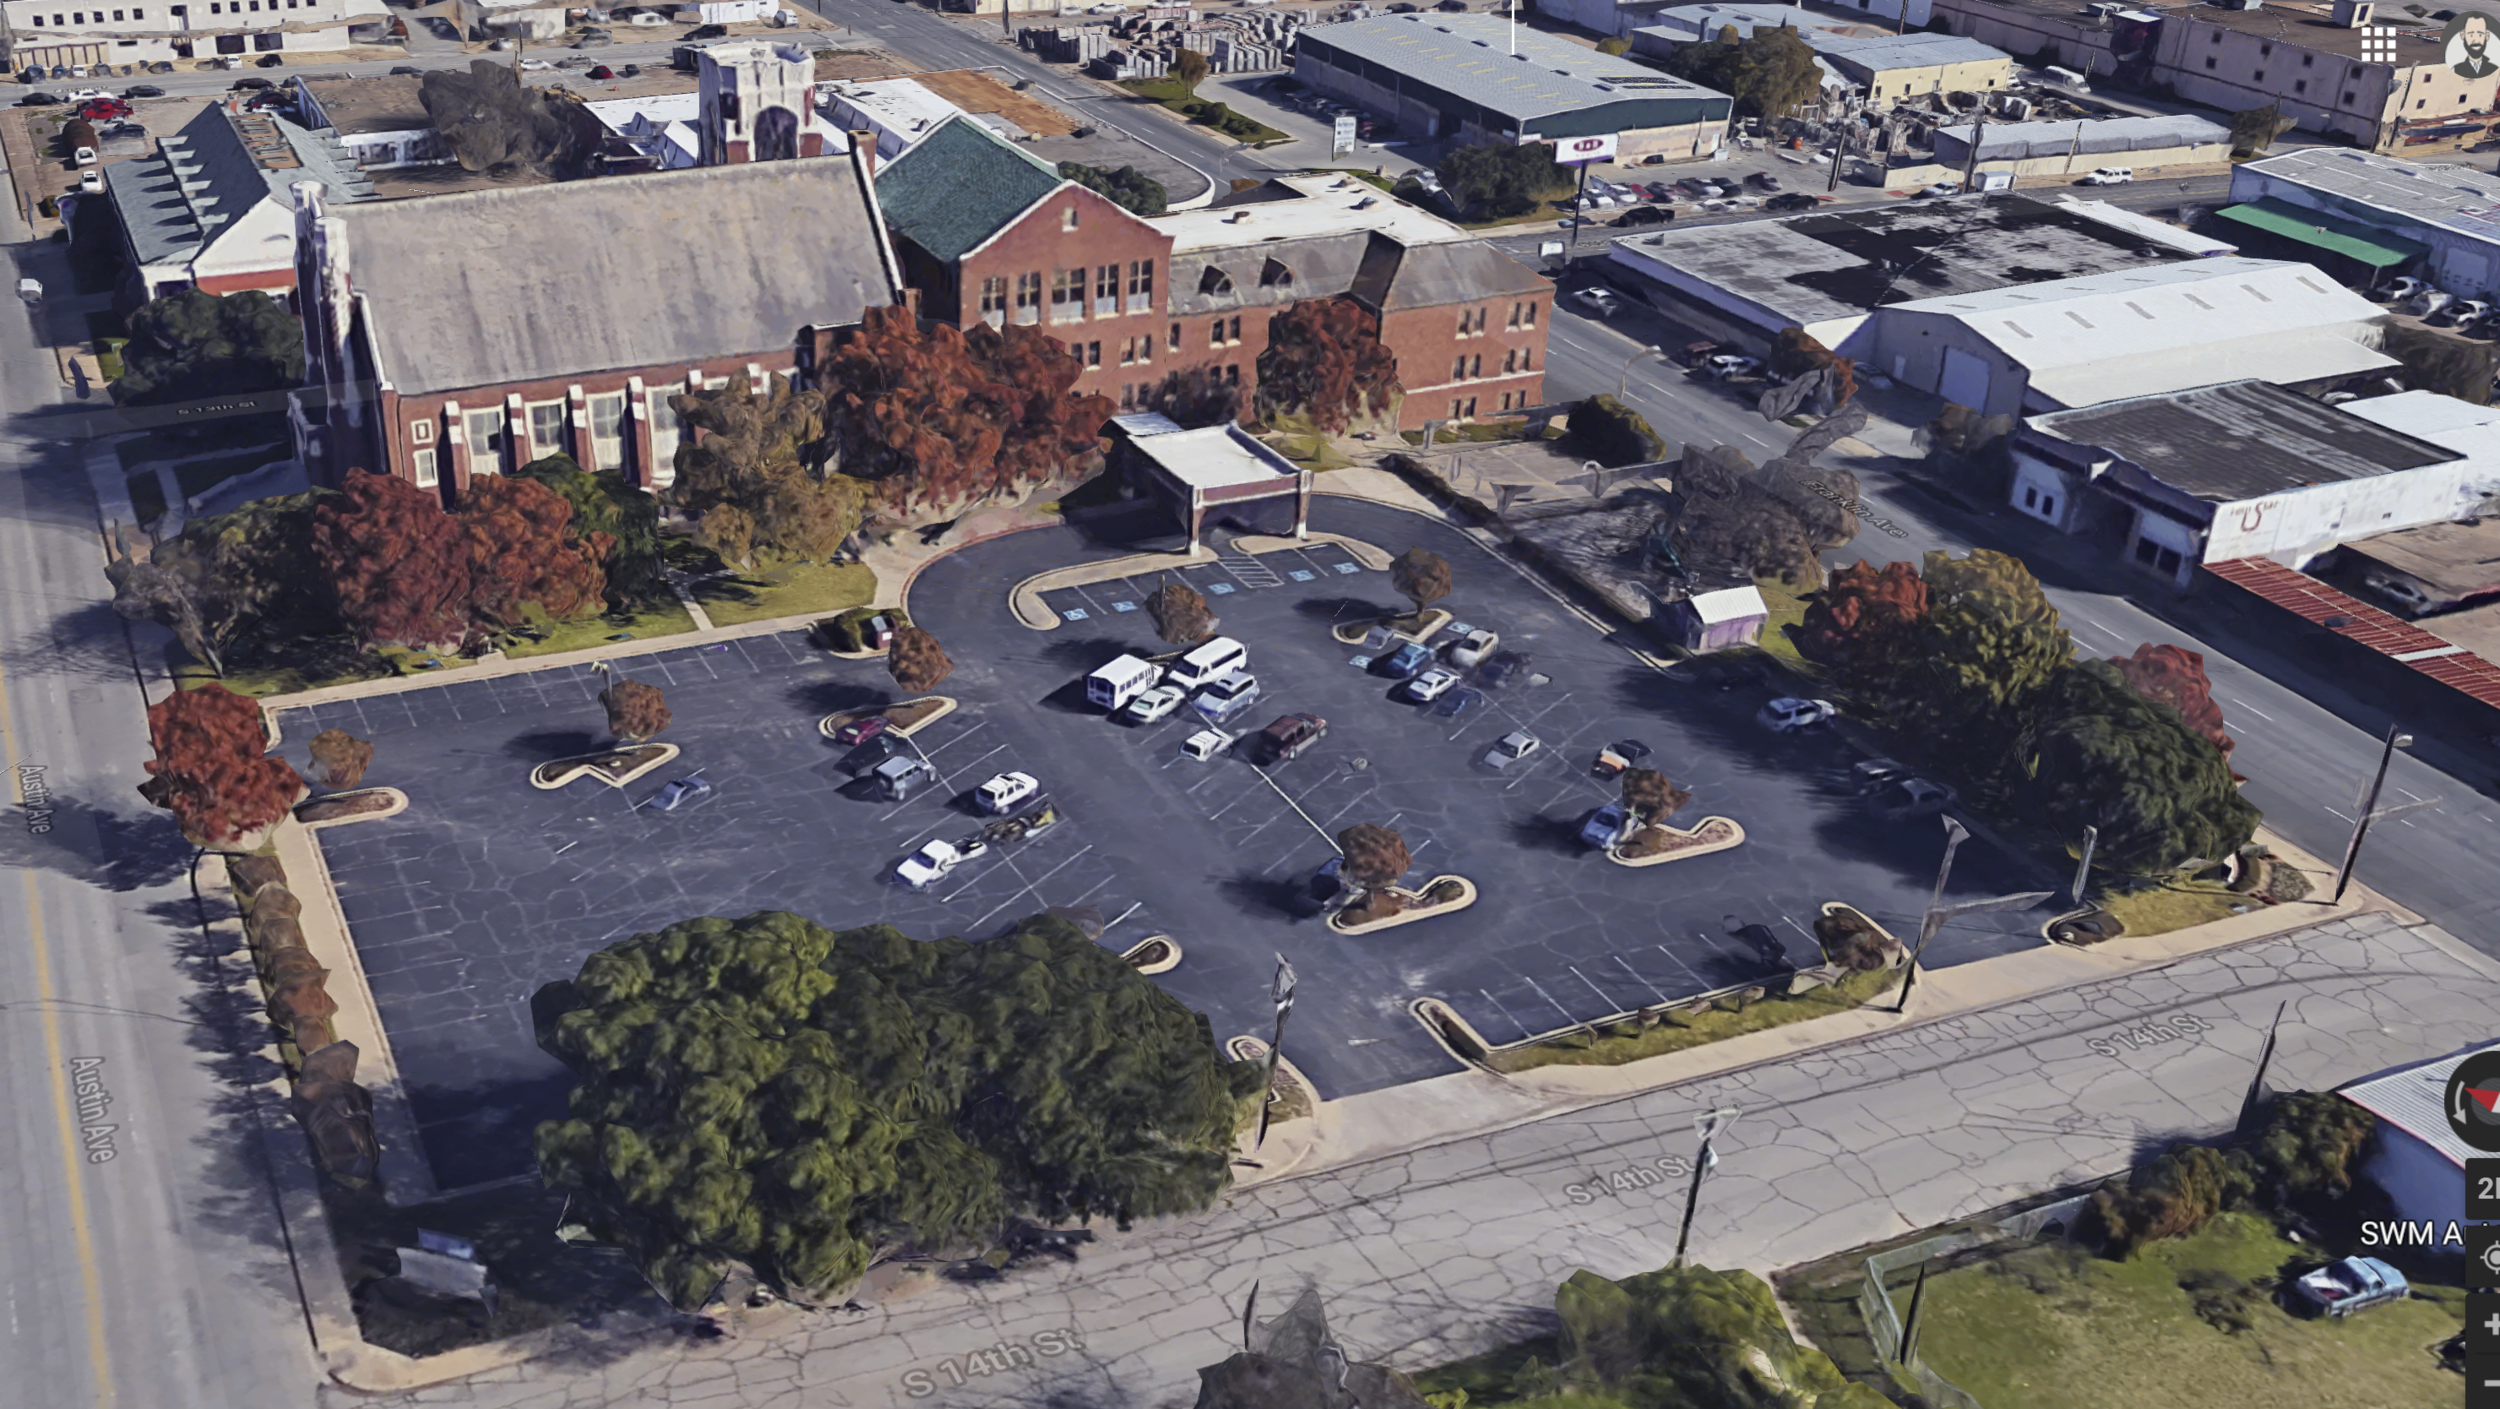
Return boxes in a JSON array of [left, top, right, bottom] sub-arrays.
[[278, 497, 2045, 1192]]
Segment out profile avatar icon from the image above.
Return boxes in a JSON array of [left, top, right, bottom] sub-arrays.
[[2448, 11, 2500, 80]]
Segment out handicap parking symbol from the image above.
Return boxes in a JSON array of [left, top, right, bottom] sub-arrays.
[[1061, 608, 1090, 621], [1207, 583, 1236, 595], [1288, 570, 1316, 582], [1111, 601, 1138, 612], [1332, 562, 1361, 575]]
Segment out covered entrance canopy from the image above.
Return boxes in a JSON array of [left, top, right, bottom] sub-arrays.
[[2213, 197, 2427, 268]]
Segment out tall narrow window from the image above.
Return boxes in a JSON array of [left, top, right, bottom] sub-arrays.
[[464, 409, 504, 475], [587, 390, 627, 473], [648, 390, 683, 488], [1169, 321, 1181, 352], [411, 449, 438, 489], [1016, 271, 1043, 325], [1051, 268, 1082, 322], [1096, 263, 1119, 314], [527, 400, 567, 459], [1127, 259, 1155, 311], [979, 274, 1009, 325]]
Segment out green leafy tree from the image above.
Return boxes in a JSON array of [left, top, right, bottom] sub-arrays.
[[1434, 141, 1574, 219], [1884, 549, 2073, 764], [1572, 394, 1665, 466], [515, 453, 666, 607], [1057, 161, 1168, 217], [1552, 1262, 1891, 1408], [2024, 659, 2259, 877], [1668, 24, 1825, 118], [1595, 35, 1631, 55], [2229, 102, 2292, 157], [532, 910, 1258, 1307], [668, 381, 871, 569], [112, 289, 303, 444]]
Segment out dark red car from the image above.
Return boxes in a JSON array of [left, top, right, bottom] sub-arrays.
[[833, 715, 892, 746], [77, 97, 130, 121], [588, 65, 615, 79]]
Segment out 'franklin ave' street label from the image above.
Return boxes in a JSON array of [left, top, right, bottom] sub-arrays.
[[71, 1057, 116, 1164]]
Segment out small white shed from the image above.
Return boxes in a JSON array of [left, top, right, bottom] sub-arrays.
[[1670, 585, 1768, 654]]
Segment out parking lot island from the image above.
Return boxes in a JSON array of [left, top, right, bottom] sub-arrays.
[[1609, 815, 1747, 866], [1326, 874, 1479, 935]]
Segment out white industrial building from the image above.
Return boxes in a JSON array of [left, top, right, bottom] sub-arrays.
[[2009, 380, 2500, 587], [820, 77, 971, 161], [1605, 192, 2197, 353], [2, 0, 383, 67], [2338, 1042, 2498, 1231], [1841, 258, 2398, 418], [2225, 147, 2500, 297], [584, 92, 703, 170]]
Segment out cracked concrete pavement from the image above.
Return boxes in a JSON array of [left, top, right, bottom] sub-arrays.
[[322, 910, 2497, 1409]]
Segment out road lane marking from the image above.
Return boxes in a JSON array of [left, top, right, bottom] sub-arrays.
[[2222, 695, 2275, 722], [0, 633, 115, 1405]]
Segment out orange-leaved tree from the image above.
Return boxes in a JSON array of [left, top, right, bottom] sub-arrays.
[[818, 306, 1113, 513], [312, 469, 473, 653], [138, 683, 307, 851], [1254, 296, 1402, 434], [461, 474, 611, 630], [888, 623, 955, 695]]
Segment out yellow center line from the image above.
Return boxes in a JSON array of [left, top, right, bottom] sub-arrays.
[[0, 635, 116, 1404]]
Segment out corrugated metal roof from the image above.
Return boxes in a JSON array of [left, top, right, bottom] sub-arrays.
[[2029, 379, 2454, 500], [1639, 4, 1868, 42], [2215, 196, 2429, 267], [339, 158, 901, 396], [2027, 334, 2394, 409], [1934, 114, 2230, 162], [2204, 557, 2500, 707], [2243, 146, 2500, 246], [2339, 1042, 2500, 1170], [1811, 33, 2010, 74], [108, 101, 372, 268], [1889, 258, 2390, 379], [1686, 585, 1766, 624], [1304, 14, 1723, 124]]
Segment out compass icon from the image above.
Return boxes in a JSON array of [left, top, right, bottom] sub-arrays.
[[2447, 1051, 2500, 1153]]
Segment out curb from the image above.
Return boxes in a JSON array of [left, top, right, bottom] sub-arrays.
[[1606, 816, 1746, 867], [1325, 875, 1477, 934]]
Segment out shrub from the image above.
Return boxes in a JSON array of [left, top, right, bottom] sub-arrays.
[[2087, 1143, 2251, 1258], [1571, 394, 1665, 467]]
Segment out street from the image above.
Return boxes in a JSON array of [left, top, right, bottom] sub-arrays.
[[0, 213, 317, 1402], [1535, 287, 2500, 953]]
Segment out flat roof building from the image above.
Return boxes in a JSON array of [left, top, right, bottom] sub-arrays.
[[1112, 419, 1312, 551], [1636, 9, 2011, 102], [2011, 379, 2500, 586], [2227, 147, 2500, 296], [1845, 257, 2397, 417], [1294, 13, 1733, 161], [1606, 191, 2195, 349], [289, 75, 450, 172]]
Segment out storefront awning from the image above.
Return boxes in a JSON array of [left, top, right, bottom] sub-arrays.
[[2214, 197, 2427, 268]]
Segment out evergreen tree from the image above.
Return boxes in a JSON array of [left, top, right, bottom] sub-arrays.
[[2025, 659, 2259, 876], [515, 453, 667, 607], [1883, 549, 2072, 766]]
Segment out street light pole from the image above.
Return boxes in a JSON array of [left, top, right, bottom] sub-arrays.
[[1617, 345, 1656, 398], [1254, 953, 1297, 1150], [2332, 723, 2413, 901]]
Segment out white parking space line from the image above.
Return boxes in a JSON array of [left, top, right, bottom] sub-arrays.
[[918, 722, 991, 758], [969, 844, 1100, 930], [1568, 964, 1622, 1014], [1614, 954, 1672, 1007], [1478, 989, 1537, 1042], [1520, 974, 1582, 1028]]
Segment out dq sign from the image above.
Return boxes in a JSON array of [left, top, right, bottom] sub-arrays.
[[1557, 133, 1619, 164]]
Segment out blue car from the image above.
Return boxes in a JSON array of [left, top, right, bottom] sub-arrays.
[[646, 776, 714, 812], [1428, 687, 1484, 721], [1379, 642, 1433, 679]]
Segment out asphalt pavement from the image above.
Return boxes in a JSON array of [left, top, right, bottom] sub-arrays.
[[0, 199, 318, 1403], [1534, 290, 2500, 954]]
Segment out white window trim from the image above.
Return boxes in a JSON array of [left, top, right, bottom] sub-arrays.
[[411, 448, 439, 489]]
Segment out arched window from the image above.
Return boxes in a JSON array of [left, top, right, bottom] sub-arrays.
[[753, 106, 798, 161], [1260, 258, 1293, 288], [1199, 265, 1234, 296]]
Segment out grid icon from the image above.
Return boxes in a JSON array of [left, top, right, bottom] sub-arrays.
[[2361, 24, 2398, 62]]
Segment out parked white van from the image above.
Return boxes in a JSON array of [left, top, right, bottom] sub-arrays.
[[1162, 635, 1248, 692], [1085, 654, 1161, 712]]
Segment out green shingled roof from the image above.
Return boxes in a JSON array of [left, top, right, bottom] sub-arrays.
[[874, 116, 1065, 265]]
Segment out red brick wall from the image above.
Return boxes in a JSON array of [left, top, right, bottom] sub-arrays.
[[1380, 291, 1550, 429], [939, 184, 1173, 404], [374, 352, 803, 506]]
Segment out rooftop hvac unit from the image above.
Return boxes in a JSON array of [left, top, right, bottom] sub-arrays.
[[2330, 0, 2373, 25], [2085, 2, 2120, 16]]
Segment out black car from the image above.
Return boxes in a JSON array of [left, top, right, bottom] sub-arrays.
[[391, 65, 422, 75], [838, 734, 907, 775], [1744, 170, 1781, 191], [620, 62, 643, 77], [1764, 192, 1818, 212], [17, 91, 60, 105], [121, 83, 165, 97], [1476, 650, 1532, 689], [230, 76, 274, 90], [1614, 205, 1673, 227], [17, 68, 41, 85], [685, 22, 728, 38], [255, 52, 286, 67]]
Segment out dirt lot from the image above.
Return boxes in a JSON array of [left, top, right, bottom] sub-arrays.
[[911, 67, 1076, 137]]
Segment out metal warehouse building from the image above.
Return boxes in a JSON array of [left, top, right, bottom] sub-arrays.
[[1293, 13, 1734, 162]]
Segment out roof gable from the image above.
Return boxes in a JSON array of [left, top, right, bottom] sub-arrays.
[[110, 101, 372, 267], [873, 115, 1065, 265]]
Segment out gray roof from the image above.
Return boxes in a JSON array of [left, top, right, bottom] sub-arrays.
[[1350, 238, 1547, 312], [2241, 146, 2500, 246], [2026, 380, 2458, 502], [109, 101, 372, 268], [1641, 3, 1867, 41], [873, 114, 1064, 265], [2339, 1040, 2500, 1169], [1171, 233, 1374, 317], [1299, 13, 1724, 125], [1936, 114, 2230, 163], [339, 158, 901, 396], [1810, 33, 2010, 74], [1608, 192, 2193, 328]]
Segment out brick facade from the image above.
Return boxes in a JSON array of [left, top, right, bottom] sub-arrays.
[[1380, 292, 1550, 425]]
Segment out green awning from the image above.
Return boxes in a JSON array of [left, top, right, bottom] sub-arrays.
[[2214, 197, 2427, 267]]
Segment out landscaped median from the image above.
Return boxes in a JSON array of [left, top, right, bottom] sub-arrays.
[[1116, 78, 1290, 144], [1419, 961, 1904, 1076], [816, 695, 955, 741]]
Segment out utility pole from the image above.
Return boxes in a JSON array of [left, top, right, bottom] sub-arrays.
[[1960, 99, 1986, 191], [2234, 1000, 2287, 1137], [1673, 1106, 1741, 1266], [2067, 824, 2098, 908], [1897, 1261, 1931, 1366], [2332, 723, 2413, 901]]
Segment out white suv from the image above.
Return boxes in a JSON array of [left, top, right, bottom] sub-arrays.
[[976, 771, 1039, 814]]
